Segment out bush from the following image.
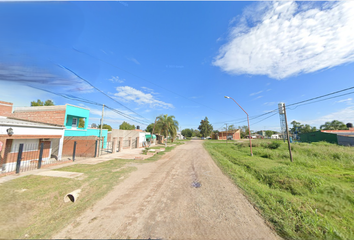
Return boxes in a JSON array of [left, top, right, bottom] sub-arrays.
[[267, 141, 281, 149]]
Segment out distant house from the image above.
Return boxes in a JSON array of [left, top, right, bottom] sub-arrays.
[[111, 129, 156, 149], [218, 130, 241, 140], [176, 132, 184, 140], [271, 134, 281, 139]]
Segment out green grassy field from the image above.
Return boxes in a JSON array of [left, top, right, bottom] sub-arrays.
[[204, 140, 354, 240], [0, 142, 184, 239]]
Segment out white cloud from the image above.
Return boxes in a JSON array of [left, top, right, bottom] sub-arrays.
[[213, 1, 354, 79], [250, 90, 263, 96], [253, 96, 263, 100], [334, 98, 353, 105], [127, 57, 140, 65], [263, 102, 276, 106], [109, 76, 124, 83], [114, 86, 174, 109], [297, 106, 354, 126]]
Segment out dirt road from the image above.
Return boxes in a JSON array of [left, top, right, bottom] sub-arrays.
[[54, 140, 279, 239]]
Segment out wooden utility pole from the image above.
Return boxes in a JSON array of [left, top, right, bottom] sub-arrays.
[[225, 123, 228, 143], [99, 104, 104, 157], [283, 103, 293, 162], [151, 117, 158, 144]]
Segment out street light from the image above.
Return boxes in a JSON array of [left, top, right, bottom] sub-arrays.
[[224, 96, 253, 156]]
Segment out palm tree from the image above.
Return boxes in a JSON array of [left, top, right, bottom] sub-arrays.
[[320, 120, 348, 130], [155, 114, 179, 142]]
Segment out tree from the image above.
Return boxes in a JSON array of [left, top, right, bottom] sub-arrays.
[[155, 114, 179, 142], [119, 121, 135, 130], [98, 124, 112, 131], [198, 117, 213, 137], [265, 130, 274, 138], [320, 120, 348, 130], [145, 123, 155, 133], [193, 129, 201, 137], [181, 128, 193, 138], [44, 100, 54, 106], [30, 99, 55, 106], [238, 125, 249, 138], [290, 121, 317, 134], [79, 118, 85, 128]]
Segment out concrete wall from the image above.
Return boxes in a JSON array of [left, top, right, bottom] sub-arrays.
[[111, 129, 141, 140], [337, 135, 354, 146]]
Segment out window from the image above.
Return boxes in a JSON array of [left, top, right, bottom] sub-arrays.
[[72, 118, 78, 129], [11, 139, 39, 153]]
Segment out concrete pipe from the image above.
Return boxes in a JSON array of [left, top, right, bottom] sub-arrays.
[[64, 189, 81, 203]]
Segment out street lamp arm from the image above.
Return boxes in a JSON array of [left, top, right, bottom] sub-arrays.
[[225, 95, 253, 156], [228, 97, 248, 116]]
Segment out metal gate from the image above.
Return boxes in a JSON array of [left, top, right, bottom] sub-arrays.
[[132, 139, 137, 148], [1, 142, 58, 174], [100, 141, 112, 155]]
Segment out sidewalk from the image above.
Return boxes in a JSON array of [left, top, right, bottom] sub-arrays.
[[0, 147, 146, 184]]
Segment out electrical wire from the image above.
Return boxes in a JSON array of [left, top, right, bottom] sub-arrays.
[[72, 47, 236, 118], [31, 87, 151, 126], [58, 64, 150, 122]]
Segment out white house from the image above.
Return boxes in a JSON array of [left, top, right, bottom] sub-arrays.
[[0, 116, 65, 173]]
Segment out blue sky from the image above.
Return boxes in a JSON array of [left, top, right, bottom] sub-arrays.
[[1, 1, 354, 132]]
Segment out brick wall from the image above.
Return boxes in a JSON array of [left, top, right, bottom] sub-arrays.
[[11, 110, 66, 125], [1, 139, 50, 164], [0, 101, 13, 116], [218, 131, 241, 140], [62, 136, 98, 158]]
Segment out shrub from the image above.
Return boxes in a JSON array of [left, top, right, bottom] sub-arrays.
[[267, 141, 281, 149]]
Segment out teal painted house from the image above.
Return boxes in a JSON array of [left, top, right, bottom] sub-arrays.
[[64, 105, 108, 147], [12, 104, 108, 148]]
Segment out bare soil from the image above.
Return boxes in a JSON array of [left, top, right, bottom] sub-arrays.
[[53, 140, 280, 240]]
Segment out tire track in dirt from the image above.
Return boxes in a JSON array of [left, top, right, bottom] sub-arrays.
[[53, 140, 280, 240]]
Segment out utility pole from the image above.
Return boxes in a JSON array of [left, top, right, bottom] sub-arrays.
[[283, 103, 293, 162], [151, 117, 158, 144], [99, 104, 104, 156], [225, 123, 228, 143]]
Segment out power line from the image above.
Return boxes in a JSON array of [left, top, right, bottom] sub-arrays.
[[58, 64, 150, 122], [72, 47, 236, 118], [287, 86, 354, 107], [211, 85, 354, 126], [31, 87, 151, 126]]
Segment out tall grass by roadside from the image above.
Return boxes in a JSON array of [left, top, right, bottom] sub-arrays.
[[204, 140, 354, 240]]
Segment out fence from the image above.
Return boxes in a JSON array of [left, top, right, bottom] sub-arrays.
[[1, 142, 59, 174], [100, 141, 113, 155]]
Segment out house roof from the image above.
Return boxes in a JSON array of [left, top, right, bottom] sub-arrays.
[[13, 104, 89, 113], [0, 116, 65, 129], [218, 129, 240, 134]]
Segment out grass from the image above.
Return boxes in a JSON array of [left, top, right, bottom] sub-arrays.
[[203, 139, 354, 240], [0, 142, 185, 239]]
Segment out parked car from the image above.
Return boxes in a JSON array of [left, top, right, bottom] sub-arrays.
[[201, 137, 205, 140]]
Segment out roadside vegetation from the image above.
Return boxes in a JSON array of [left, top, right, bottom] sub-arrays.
[[204, 139, 354, 240], [0, 141, 185, 239]]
